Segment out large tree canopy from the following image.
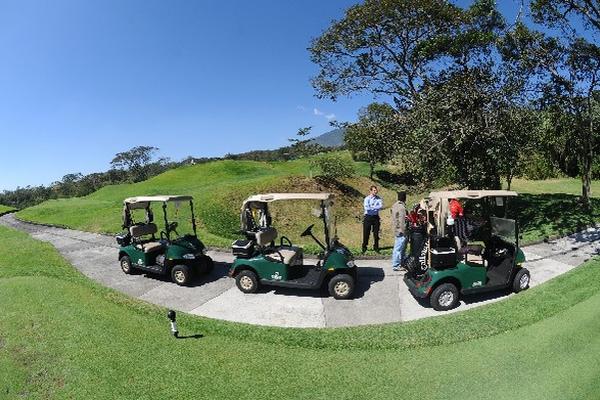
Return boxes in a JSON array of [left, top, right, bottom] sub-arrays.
[[309, 0, 463, 108]]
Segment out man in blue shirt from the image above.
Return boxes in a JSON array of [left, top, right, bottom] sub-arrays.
[[362, 185, 383, 253]]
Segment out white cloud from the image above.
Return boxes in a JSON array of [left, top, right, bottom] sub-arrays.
[[313, 108, 324, 116], [325, 113, 336, 121], [296, 105, 306, 111]]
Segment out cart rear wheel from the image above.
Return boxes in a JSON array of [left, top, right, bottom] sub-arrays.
[[430, 283, 459, 311], [328, 274, 355, 300], [171, 265, 193, 286], [513, 268, 530, 293], [120, 256, 136, 275], [236, 270, 259, 293]]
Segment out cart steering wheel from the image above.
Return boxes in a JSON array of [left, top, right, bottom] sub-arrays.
[[300, 224, 315, 237], [280, 236, 293, 247], [167, 221, 179, 236]]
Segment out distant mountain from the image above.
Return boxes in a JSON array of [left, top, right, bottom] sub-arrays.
[[311, 128, 346, 148]]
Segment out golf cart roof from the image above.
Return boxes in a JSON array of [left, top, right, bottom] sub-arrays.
[[123, 195, 193, 205], [428, 190, 518, 200], [243, 193, 334, 204]]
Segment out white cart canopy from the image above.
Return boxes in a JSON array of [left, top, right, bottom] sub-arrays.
[[428, 190, 518, 200], [243, 193, 333, 204]]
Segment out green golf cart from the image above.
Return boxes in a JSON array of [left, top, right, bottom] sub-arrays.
[[228, 193, 357, 299], [404, 190, 530, 311], [116, 195, 213, 286]]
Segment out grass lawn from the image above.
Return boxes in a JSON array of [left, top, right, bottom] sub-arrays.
[[15, 156, 600, 252], [507, 178, 600, 243], [2, 224, 600, 399], [0, 205, 15, 215]]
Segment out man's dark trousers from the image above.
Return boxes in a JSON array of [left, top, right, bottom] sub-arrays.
[[362, 215, 380, 252]]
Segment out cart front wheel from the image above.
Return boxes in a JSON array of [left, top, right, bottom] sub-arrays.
[[120, 256, 136, 275], [171, 265, 193, 286], [430, 283, 459, 311], [236, 270, 259, 293], [328, 274, 355, 300], [513, 268, 530, 293]]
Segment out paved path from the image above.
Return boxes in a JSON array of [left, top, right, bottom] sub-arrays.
[[3, 213, 599, 328]]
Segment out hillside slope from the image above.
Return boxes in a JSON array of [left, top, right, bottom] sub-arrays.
[[16, 156, 600, 251], [16, 155, 406, 252]]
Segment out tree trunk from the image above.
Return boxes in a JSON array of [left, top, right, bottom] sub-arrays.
[[369, 162, 375, 179], [581, 98, 594, 209]]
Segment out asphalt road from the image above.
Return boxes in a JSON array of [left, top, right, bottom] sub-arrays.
[[2, 212, 599, 328]]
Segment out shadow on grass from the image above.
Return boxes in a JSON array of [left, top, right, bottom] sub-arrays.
[[510, 193, 600, 242], [176, 334, 204, 340]]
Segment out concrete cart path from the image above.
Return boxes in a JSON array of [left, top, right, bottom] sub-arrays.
[[2, 212, 599, 328]]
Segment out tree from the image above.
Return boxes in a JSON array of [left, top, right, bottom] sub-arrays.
[[345, 103, 400, 179], [505, 21, 600, 207], [110, 146, 160, 182], [531, 0, 600, 32], [309, 0, 464, 109], [288, 127, 323, 158]]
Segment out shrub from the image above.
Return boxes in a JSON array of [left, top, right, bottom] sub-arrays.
[[310, 154, 355, 180], [521, 152, 560, 180]]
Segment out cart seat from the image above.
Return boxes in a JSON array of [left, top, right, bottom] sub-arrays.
[[138, 241, 164, 253], [130, 223, 164, 253], [265, 246, 303, 265], [255, 227, 278, 246]]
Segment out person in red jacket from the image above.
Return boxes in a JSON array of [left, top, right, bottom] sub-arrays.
[[449, 198, 464, 219]]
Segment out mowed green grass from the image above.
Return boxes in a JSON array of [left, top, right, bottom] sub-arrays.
[[0, 205, 15, 214], [508, 178, 600, 242], [15, 157, 600, 251], [2, 224, 600, 399]]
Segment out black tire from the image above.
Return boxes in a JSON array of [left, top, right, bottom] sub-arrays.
[[512, 268, 530, 293], [328, 274, 355, 300], [430, 283, 459, 311], [120, 255, 136, 275], [235, 270, 259, 293], [171, 264, 193, 286]]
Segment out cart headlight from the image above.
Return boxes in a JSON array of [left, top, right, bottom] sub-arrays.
[[347, 261, 355, 268], [183, 254, 196, 260]]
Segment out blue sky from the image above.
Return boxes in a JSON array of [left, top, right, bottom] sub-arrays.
[[0, 0, 526, 191]]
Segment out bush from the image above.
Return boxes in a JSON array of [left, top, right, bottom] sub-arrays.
[[521, 153, 560, 180], [310, 154, 355, 180]]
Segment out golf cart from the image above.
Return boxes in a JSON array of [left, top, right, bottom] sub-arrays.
[[228, 193, 357, 299], [116, 195, 213, 286], [404, 190, 530, 311]]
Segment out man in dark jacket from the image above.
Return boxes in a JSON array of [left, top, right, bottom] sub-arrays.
[[390, 191, 407, 271]]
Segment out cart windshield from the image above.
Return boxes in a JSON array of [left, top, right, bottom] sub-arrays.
[[490, 216, 517, 244], [164, 200, 196, 238]]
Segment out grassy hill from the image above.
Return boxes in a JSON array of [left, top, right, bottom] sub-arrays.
[[15, 154, 600, 252], [2, 224, 600, 399], [15, 154, 418, 253]]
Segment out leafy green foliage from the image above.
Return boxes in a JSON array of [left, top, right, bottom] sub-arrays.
[[309, 153, 355, 180], [345, 103, 400, 178], [309, 0, 463, 107]]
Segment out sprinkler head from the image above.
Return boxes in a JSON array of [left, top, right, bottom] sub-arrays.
[[167, 310, 179, 338]]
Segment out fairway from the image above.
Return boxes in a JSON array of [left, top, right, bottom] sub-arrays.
[[1, 224, 600, 399]]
